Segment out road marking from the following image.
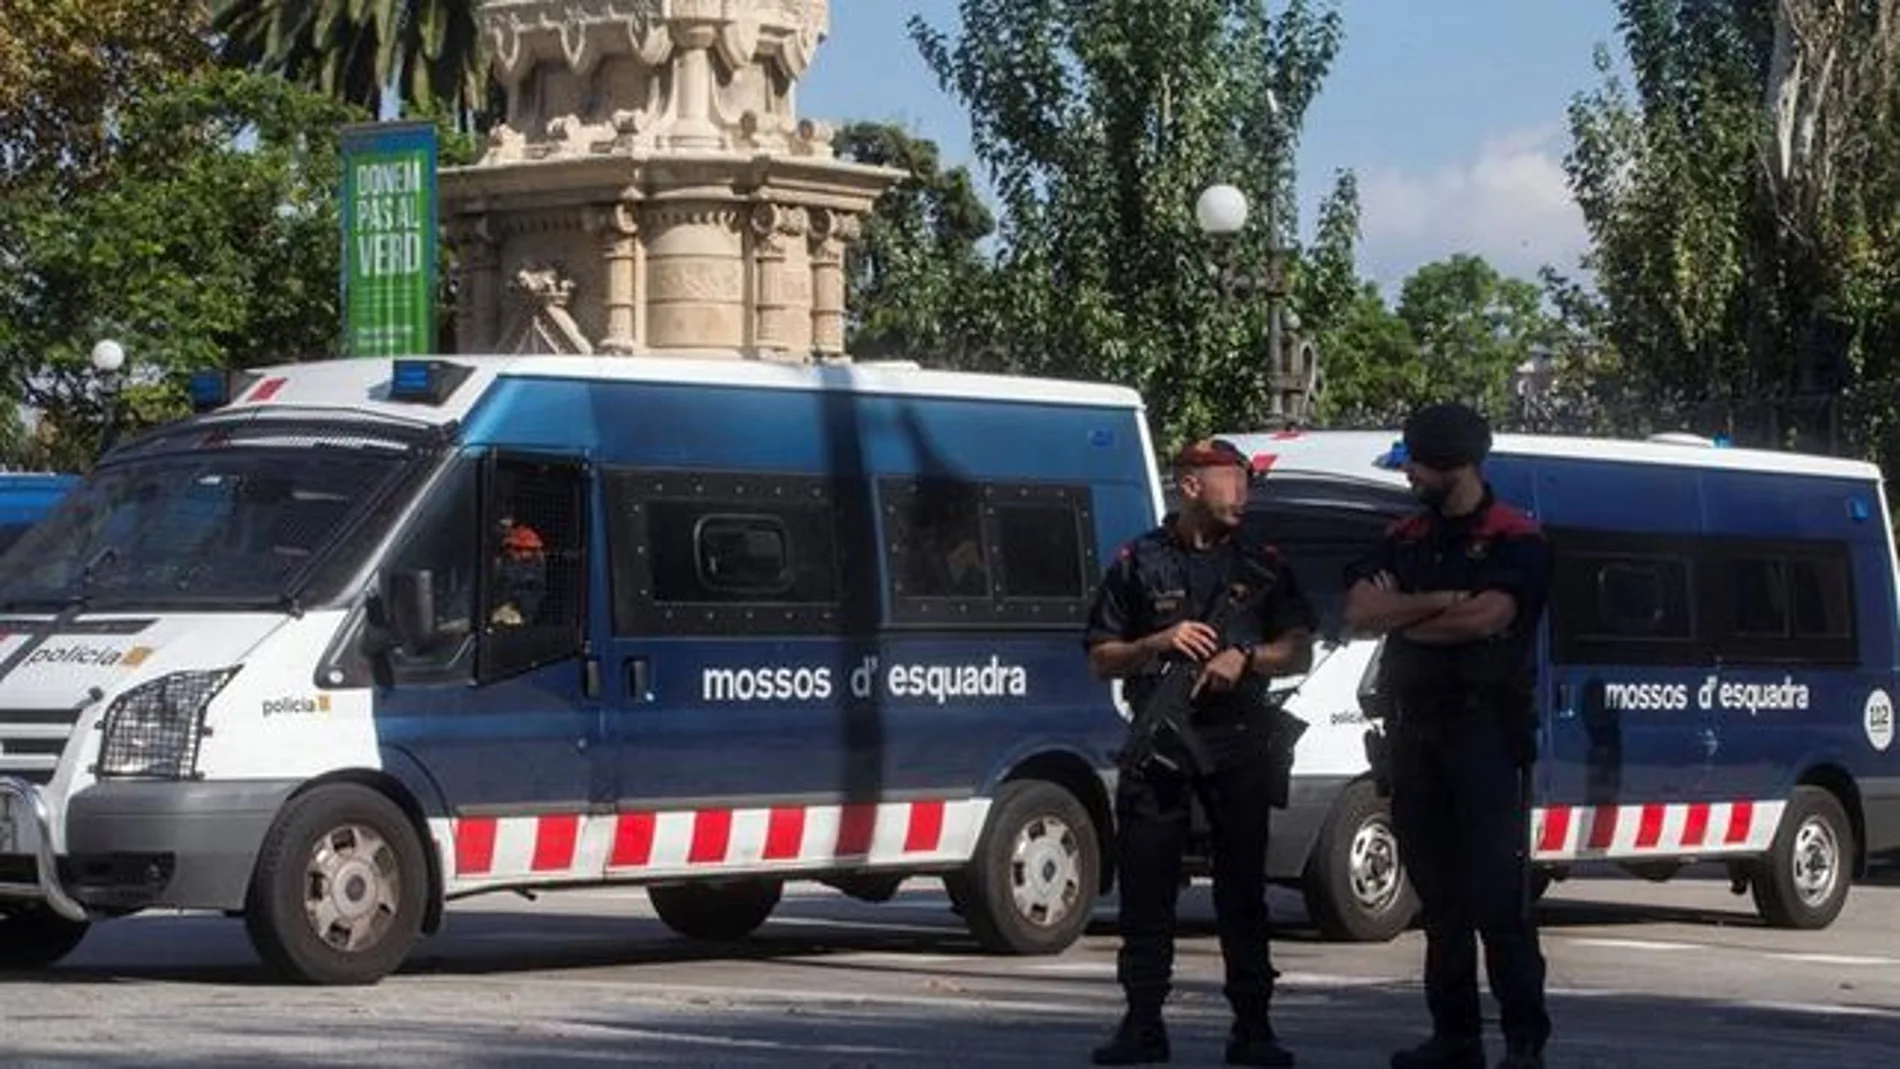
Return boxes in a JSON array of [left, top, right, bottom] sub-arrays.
[[1766, 952, 1900, 967], [1561, 937, 1701, 952]]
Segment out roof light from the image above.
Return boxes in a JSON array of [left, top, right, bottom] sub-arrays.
[[1711, 433, 1732, 448], [186, 369, 262, 413], [388, 359, 471, 405], [1250, 452, 1278, 475], [1374, 440, 1409, 470]]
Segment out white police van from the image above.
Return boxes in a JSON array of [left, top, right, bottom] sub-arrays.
[[1208, 428, 1900, 941], [0, 354, 1161, 983]]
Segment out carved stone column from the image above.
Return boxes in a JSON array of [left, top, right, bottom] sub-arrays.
[[644, 204, 746, 351], [586, 201, 642, 354], [749, 204, 812, 357], [449, 215, 502, 352], [807, 208, 858, 358]]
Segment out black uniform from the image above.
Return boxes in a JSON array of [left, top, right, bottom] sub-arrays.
[[1347, 486, 1554, 1065], [1084, 517, 1316, 1061]]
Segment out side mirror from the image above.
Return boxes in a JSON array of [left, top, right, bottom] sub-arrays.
[[386, 569, 440, 654]]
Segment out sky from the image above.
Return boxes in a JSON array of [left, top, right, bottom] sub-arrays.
[[798, 1, 1626, 296]]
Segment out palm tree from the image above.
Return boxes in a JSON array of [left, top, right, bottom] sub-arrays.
[[209, 0, 488, 125]]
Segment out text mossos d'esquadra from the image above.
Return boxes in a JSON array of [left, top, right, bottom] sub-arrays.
[[1602, 675, 1811, 715], [701, 655, 1029, 705]]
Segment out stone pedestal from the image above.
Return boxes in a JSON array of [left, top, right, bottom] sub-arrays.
[[441, 0, 900, 361]]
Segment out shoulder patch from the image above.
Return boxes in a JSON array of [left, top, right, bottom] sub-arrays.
[[1474, 502, 1541, 539], [1388, 512, 1432, 541]]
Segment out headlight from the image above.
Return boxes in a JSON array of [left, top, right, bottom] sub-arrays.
[[96, 669, 238, 780]]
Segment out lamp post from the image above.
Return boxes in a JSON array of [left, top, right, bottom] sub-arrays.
[[90, 339, 126, 454], [1195, 89, 1315, 428]]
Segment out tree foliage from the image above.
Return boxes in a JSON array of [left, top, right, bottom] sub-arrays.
[[0, 0, 214, 187], [908, 0, 1350, 447], [1562, 0, 1900, 459], [0, 69, 366, 470], [833, 122, 1001, 365], [209, 0, 489, 128]]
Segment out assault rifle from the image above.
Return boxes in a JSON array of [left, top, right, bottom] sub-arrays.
[[1116, 577, 1264, 781]]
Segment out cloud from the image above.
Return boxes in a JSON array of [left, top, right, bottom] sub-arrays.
[[1353, 124, 1590, 290]]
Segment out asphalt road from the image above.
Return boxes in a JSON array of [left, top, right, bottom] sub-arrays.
[[5, 865, 1900, 1068]]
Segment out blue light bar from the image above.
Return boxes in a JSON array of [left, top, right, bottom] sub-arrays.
[[1374, 440, 1409, 470], [388, 359, 471, 405], [187, 370, 230, 411], [1711, 433, 1733, 448]]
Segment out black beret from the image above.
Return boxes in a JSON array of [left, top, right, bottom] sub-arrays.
[[1402, 402, 1492, 469]]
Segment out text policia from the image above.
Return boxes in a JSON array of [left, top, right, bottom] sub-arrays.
[[701, 655, 1030, 706]]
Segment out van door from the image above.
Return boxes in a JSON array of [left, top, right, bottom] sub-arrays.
[[371, 451, 606, 882], [1531, 459, 1718, 856]]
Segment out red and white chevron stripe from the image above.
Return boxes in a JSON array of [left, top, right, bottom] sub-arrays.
[[429, 797, 989, 892], [1532, 800, 1785, 861]]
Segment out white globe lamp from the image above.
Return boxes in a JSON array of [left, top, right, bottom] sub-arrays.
[[1195, 183, 1249, 237], [90, 339, 126, 374]]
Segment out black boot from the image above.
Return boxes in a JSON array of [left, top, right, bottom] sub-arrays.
[[1091, 1012, 1170, 1065], [1495, 1038, 1544, 1069], [1389, 1035, 1486, 1069], [1225, 1018, 1294, 1066]]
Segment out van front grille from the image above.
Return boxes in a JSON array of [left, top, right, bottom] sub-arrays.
[[0, 707, 84, 785]]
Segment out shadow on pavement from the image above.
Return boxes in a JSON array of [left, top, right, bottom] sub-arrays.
[[0, 974, 1895, 1067]]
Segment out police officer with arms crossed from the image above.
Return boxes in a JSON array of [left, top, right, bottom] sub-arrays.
[[1084, 438, 1317, 1067], [1342, 402, 1553, 1069]]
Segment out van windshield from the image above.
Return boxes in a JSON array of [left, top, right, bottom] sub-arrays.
[[0, 441, 410, 612]]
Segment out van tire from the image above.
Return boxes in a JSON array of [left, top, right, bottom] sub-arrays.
[[649, 879, 783, 942], [1301, 780, 1417, 942], [0, 906, 90, 969], [1751, 786, 1853, 930], [244, 783, 428, 985], [950, 780, 1099, 955]]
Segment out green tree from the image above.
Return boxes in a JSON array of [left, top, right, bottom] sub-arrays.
[[0, 69, 366, 470], [909, 0, 1349, 447], [833, 122, 1001, 365], [0, 1, 213, 186], [1562, 0, 1900, 457], [208, 0, 488, 127]]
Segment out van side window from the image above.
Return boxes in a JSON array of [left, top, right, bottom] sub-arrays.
[[380, 460, 481, 674], [882, 478, 1098, 627], [1707, 541, 1856, 665], [1240, 504, 1397, 641], [479, 454, 588, 681], [604, 470, 847, 636], [1548, 532, 1699, 666]]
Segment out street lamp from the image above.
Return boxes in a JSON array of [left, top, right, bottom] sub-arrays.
[[1194, 91, 1312, 427], [90, 338, 126, 453]]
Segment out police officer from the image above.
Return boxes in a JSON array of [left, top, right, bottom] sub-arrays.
[[1084, 438, 1317, 1067], [1342, 403, 1554, 1069]]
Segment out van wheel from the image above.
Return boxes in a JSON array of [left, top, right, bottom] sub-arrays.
[[649, 879, 783, 941], [0, 906, 90, 969], [950, 779, 1099, 955], [1302, 780, 1417, 942], [244, 783, 428, 985], [1751, 786, 1853, 930]]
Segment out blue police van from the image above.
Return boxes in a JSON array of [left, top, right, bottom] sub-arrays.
[[1205, 428, 1900, 940], [0, 355, 1159, 983]]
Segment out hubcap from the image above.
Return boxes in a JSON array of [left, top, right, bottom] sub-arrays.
[[1010, 814, 1083, 929], [1349, 818, 1403, 913], [303, 823, 401, 953], [1790, 816, 1840, 909]]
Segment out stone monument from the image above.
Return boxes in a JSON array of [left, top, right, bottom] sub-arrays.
[[440, 0, 901, 361]]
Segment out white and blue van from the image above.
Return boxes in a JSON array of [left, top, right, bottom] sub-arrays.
[[0, 354, 1161, 983], [1209, 428, 1900, 941]]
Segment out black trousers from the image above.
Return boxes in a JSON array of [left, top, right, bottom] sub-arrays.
[[1113, 715, 1278, 1021], [1388, 705, 1551, 1048]]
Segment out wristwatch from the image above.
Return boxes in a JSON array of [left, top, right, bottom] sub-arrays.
[[1230, 642, 1254, 672]]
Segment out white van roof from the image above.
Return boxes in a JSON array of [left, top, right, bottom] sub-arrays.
[[206, 354, 1147, 427], [1219, 428, 1883, 485]]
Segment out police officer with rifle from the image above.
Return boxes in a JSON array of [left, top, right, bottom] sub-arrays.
[[1084, 438, 1317, 1067], [1343, 403, 1554, 1069]]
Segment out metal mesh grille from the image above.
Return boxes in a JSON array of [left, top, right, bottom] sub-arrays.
[[96, 671, 231, 779]]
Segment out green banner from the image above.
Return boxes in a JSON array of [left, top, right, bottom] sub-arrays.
[[340, 121, 438, 357]]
